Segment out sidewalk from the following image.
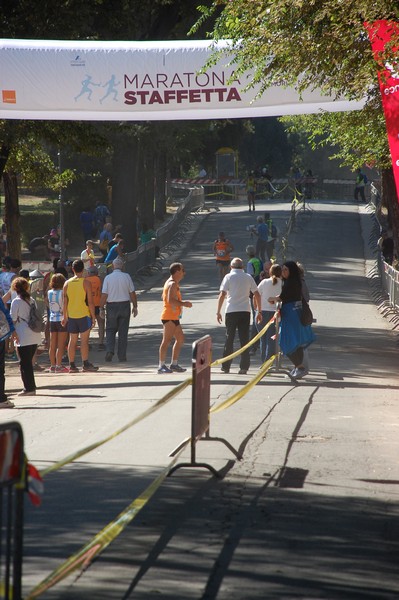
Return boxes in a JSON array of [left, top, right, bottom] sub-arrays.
[[4, 196, 399, 599]]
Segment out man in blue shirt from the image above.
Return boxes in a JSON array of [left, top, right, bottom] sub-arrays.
[[104, 239, 125, 264], [252, 216, 269, 263]]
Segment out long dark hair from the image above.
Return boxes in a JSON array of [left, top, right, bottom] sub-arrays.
[[283, 261, 301, 283]]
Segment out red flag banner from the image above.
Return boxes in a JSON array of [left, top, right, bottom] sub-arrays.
[[366, 20, 399, 202]]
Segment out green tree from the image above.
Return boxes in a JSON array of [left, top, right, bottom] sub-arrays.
[[0, 0, 221, 253], [196, 1, 399, 241]]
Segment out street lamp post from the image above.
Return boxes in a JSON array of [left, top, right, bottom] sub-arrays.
[[57, 150, 66, 261]]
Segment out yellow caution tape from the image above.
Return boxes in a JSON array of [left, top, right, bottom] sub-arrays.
[[40, 378, 192, 478], [0, 580, 13, 599], [26, 440, 190, 599], [211, 315, 275, 367], [210, 355, 276, 414]]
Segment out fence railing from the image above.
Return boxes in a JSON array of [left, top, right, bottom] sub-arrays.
[[124, 186, 204, 279], [367, 181, 399, 324], [380, 258, 399, 312]]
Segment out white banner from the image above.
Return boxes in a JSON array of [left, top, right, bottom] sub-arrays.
[[0, 39, 364, 121]]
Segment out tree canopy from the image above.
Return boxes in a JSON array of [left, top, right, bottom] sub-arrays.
[[196, 1, 399, 99], [194, 1, 399, 239]]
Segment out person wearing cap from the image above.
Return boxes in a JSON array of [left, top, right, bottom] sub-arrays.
[[81, 240, 96, 274], [99, 257, 138, 362], [48, 228, 61, 261], [62, 259, 98, 373], [86, 265, 105, 349], [216, 257, 262, 375]]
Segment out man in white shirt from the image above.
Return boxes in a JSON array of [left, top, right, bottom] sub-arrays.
[[216, 257, 261, 375], [80, 240, 95, 274], [100, 257, 138, 362]]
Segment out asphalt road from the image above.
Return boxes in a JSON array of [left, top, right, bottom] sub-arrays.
[[3, 195, 399, 599]]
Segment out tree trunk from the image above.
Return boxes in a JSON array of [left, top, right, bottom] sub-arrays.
[[112, 139, 138, 252], [2, 171, 22, 261], [154, 150, 167, 221], [381, 167, 399, 253], [137, 141, 155, 232], [144, 149, 155, 230], [0, 144, 11, 184]]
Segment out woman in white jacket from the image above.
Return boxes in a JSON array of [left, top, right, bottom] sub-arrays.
[[10, 277, 42, 396], [257, 264, 282, 362]]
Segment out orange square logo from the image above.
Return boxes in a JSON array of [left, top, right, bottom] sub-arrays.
[[2, 90, 16, 104]]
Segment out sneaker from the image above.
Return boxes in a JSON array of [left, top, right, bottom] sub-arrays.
[[49, 366, 56, 373], [55, 365, 69, 373], [69, 365, 79, 373], [294, 367, 308, 380], [83, 362, 99, 372], [169, 364, 186, 373], [105, 352, 113, 362], [220, 367, 230, 374], [17, 390, 36, 396], [157, 365, 173, 374], [0, 400, 14, 408], [238, 369, 247, 375]]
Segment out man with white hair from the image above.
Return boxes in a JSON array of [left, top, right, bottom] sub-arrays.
[[216, 257, 262, 375], [100, 257, 138, 362]]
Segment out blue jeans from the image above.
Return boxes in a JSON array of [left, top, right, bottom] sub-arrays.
[[105, 302, 131, 360], [257, 310, 276, 362]]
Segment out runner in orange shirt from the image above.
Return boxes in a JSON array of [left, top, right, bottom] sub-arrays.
[[158, 262, 192, 374], [213, 232, 234, 282]]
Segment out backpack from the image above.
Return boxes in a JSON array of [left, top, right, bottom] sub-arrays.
[[0, 310, 11, 342], [249, 257, 263, 284], [24, 300, 42, 333]]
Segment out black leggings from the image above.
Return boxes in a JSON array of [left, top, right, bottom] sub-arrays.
[[18, 344, 37, 392], [287, 347, 304, 367]]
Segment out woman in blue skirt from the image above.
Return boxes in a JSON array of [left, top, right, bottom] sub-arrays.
[[268, 261, 315, 379]]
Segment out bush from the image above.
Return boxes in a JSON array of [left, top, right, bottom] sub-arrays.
[[20, 210, 58, 247]]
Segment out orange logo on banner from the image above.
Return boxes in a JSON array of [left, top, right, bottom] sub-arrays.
[[2, 90, 16, 104]]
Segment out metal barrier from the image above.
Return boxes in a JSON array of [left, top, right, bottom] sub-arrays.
[[21, 324, 282, 597], [169, 335, 241, 476], [124, 186, 204, 279], [367, 180, 399, 322], [322, 178, 372, 202], [0, 422, 25, 600], [380, 258, 399, 312]]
